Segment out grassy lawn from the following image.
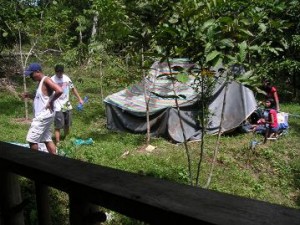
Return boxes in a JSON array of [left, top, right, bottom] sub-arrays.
[[0, 71, 299, 224]]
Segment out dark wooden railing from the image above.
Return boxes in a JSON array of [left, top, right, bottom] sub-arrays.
[[0, 141, 300, 225]]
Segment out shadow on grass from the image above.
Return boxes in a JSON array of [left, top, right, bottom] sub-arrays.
[[293, 176, 300, 208], [86, 129, 146, 146], [289, 115, 300, 207], [291, 158, 300, 207], [221, 127, 251, 138], [82, 87, 103, 94], [73, 99, 106, 123], [289, 120, 300, 135]]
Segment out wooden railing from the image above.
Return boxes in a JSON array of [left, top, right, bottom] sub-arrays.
[[0, 141, 299, 225]]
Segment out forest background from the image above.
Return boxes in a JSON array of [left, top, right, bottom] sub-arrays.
[[1, 0, 300, 224]]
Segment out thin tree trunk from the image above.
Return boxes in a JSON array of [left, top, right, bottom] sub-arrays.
[[204, 79, 229, 188], [196, 93, 206, 187], [141, 46, 151, 145], [99, 61, 104, 103], [18, 30, 29, 120], [166, 58, 193, 185], [91, 12, 98, 39], [195, 71, 207, 187]]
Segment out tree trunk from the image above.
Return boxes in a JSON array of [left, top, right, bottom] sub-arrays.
[[91, 12, 99, 39]]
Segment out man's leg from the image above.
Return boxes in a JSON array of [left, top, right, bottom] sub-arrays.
[[54, 129, 61, 145], [45, 141, 57, 154], [64, 126, 70, 137], [29, 142, 39, 151], [26, 118, 40, 151], [264, 126, 271, 143], [54, 111, 64, 146], [42, 114, 57, 153], [63, 111, 72, 138]]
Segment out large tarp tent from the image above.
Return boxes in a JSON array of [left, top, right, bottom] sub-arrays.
[[104, 59, 257, 142]]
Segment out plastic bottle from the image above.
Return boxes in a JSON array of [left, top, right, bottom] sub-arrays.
[[77, 96, 89, 111]]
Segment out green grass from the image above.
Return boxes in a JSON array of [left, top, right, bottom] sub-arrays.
[[1, 72, 300, 224]]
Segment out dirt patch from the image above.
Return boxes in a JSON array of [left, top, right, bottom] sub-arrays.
[[136, 144, 147, 153]]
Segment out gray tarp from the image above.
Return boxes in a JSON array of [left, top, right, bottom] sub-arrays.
[[104, 60, 257, 142]]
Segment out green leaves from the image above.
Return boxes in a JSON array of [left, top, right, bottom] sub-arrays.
[[202, 19, 216, 31], [176, 73, 189, 83], [258, 23, 267, 33], [237, 41, 247, 63], [206, 50, 220, 63], [219, 38, 234, 48], [2, 31, 8, 37], [0, 0, 298, 93]]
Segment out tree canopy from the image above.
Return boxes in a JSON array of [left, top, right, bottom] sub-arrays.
[[1, 0, 300, 98]]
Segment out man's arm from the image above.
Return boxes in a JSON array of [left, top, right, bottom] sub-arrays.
[[72, 87, 84, 104], [20, 92, 34, 100], [44, 77, 63, 111], [273, 91, 280, 111]]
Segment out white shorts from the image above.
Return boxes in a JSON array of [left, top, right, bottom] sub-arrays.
[[26, 110, 54, 143]]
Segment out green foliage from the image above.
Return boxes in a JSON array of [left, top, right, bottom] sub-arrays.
[[0, 1, 19, 51], [291, 158, 300, 187], [1, 0, 299, 98], [1, 76, 300, 224], [1, 0, 300, 222]]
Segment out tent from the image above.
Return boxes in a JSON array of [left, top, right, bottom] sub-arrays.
[[104, 59, 257, 142]]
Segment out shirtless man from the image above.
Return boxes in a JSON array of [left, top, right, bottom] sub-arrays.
[[24, 63, 63, 154]]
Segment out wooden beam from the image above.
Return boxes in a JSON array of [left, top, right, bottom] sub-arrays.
[[0, 171, 25, 225], [35, 182, 51, 225], [0, 141, 299, 225], [69, 194, 106, 225]]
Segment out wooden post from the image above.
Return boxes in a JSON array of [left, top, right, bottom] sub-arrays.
[[35, 182, 52, 225], [0, 171, 25, 225], [69, 195, 106, 225]]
